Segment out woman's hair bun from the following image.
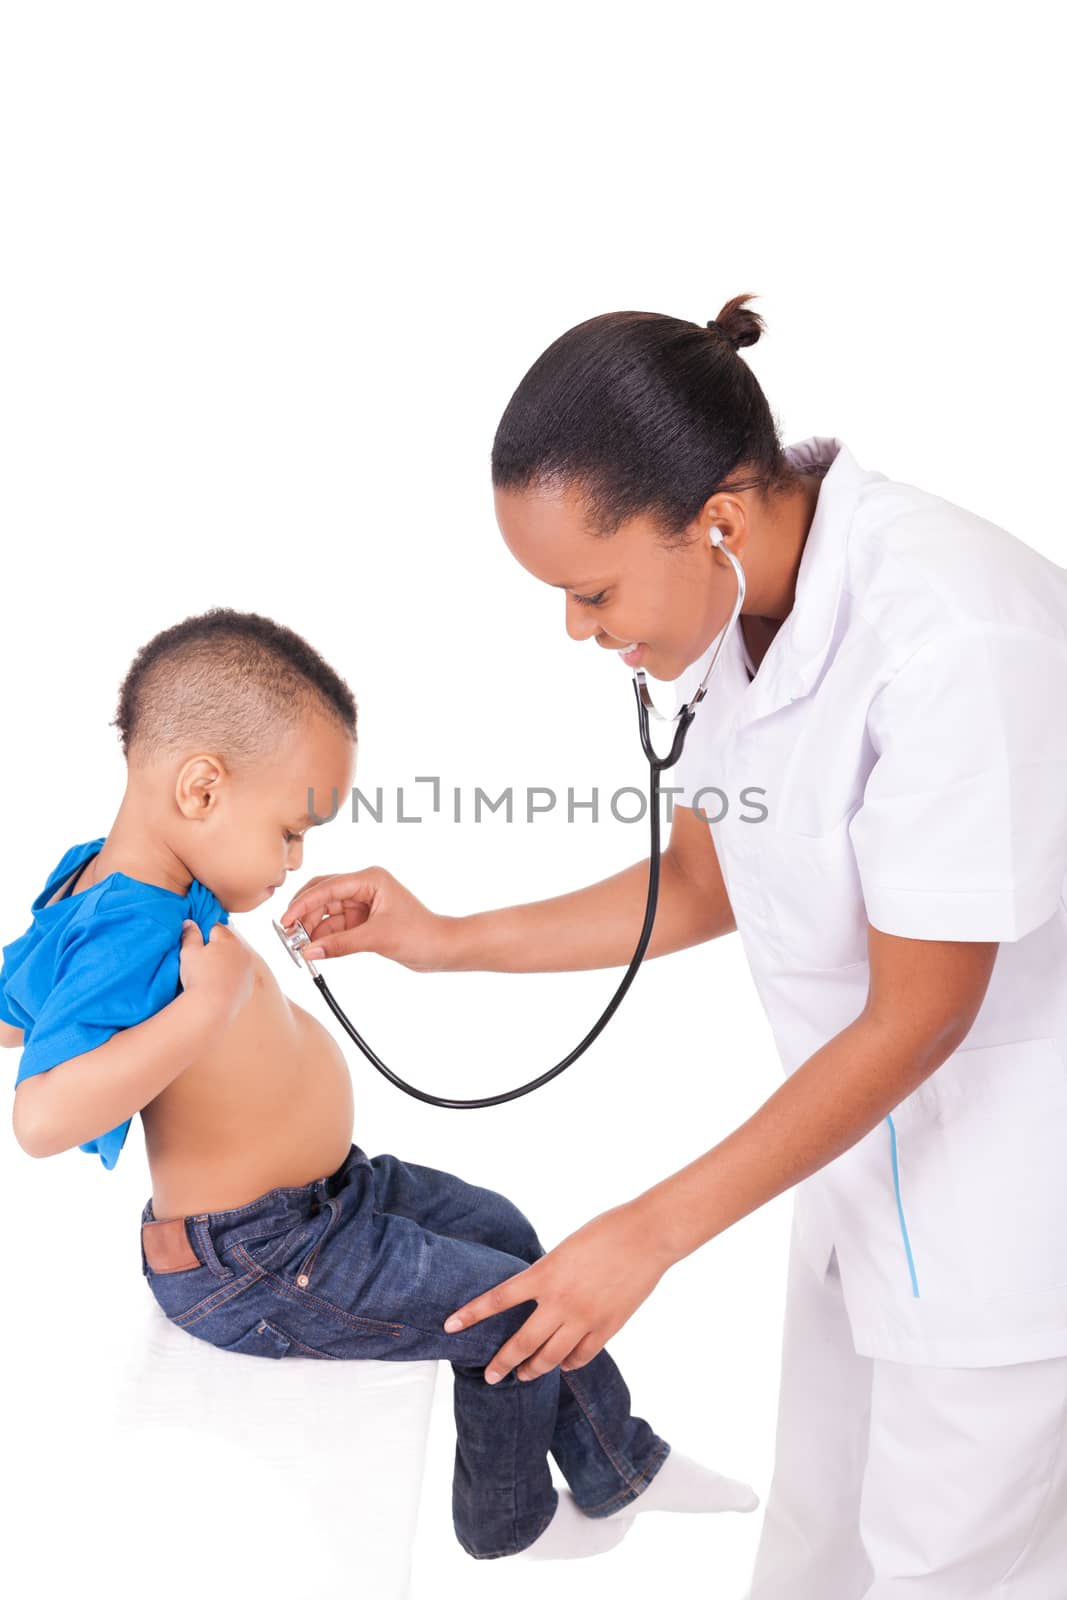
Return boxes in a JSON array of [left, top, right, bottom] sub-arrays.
[[708, 292, 766, 352]]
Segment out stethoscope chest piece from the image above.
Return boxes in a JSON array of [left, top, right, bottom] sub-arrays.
[[272, 916, 320, 976]]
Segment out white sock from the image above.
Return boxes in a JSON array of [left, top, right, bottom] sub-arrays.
[[630, 1449, 760, 1516], [518, 1488, 637, 1561]]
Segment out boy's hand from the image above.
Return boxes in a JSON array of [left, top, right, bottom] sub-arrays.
[[179, 920, 255, 1024]]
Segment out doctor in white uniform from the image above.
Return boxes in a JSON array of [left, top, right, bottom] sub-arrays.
[[282, 297, 1067, 1595]]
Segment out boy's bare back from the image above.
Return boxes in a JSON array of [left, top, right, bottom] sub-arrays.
[[46, 865, 355, 1219]]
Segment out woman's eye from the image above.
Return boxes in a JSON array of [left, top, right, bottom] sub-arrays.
[[574, 590, 608, 608], [284, 831, 304, 845]]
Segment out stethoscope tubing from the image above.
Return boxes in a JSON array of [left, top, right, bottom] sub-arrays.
[[279, 542, 745, 1108]]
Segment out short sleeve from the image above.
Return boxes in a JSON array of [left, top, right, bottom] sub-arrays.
[[848, 627, 1067, 942], [16, 904, 183, 1168], [1, 916, 37, 1025], [0, 978, 20, 1026]]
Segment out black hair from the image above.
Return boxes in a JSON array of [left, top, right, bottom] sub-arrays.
[[111, 607, 357, 767], [491, 293, 800, 539]]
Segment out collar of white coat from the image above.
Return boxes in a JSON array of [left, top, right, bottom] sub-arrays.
[[731, 434, 883, 728]]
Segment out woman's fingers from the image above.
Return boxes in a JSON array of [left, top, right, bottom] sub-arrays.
[[279, 868, 447, 972], [448, 1203, 672, 1387], [281, 874, 369, 930], [443, 1263, 540, 1336], [516, 1324, 585, 1382], [441, 1262, 575, 1385], [483, 1310, 568, 1386], [558, 1332, 605, 1373], [278, 876, 328, 926]]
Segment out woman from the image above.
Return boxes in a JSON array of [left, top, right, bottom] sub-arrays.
[[281, 296, 1067, 1596]]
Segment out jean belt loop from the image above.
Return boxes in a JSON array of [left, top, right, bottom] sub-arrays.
[[188, 1214, 235, 1279]]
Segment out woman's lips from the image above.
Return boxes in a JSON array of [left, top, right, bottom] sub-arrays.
[[598, 637, 648, 667]]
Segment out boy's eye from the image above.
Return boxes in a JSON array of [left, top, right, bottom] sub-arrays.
[[284, 830, 305, 844], [573, 590, 608, 608]]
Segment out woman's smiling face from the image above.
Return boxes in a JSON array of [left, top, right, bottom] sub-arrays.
[[493, 479, 744, 684]]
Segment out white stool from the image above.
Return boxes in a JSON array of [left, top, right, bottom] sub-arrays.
[[107, 1293, 440, 1598]]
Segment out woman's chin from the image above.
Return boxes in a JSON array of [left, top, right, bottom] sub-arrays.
[[638, 650, 686, 684]]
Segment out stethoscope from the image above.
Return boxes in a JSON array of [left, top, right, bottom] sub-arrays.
[[273, 528, 746, 1108]]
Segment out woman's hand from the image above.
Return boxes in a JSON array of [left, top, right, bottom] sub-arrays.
[[279, 867, 458, 973], [443, 1201, 675, 1384]]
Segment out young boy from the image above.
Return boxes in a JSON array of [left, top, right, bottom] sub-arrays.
[[1, 607, 757, 1561]]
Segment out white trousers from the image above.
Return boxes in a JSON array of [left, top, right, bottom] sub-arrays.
[[747, 1216, 1067, 1598]]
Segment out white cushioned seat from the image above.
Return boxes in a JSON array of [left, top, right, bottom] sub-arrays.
[[104, 1294, 439, 1598]]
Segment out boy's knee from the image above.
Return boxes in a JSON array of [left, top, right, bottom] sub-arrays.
[[495, 1196, 545, 1264]]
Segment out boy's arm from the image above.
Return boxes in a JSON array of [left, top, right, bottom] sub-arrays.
[[0, 1022, 23, 1048], [12, 985, 231, 1158]]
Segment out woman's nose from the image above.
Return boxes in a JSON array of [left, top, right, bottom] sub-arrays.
[[564, 595, 600, 643]]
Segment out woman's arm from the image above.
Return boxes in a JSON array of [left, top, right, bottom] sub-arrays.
[[632, 926, 998, 1261], [451, 802, 735, 972], [282, 801, 736, 973], [442, 925, 999, 1382]]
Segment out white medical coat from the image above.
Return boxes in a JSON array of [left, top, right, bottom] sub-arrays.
[[671, 435, 1067, 1366]]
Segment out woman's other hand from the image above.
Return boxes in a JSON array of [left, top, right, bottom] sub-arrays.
[[442, 1201, 675, 1383], [279, 867, 458, 973]]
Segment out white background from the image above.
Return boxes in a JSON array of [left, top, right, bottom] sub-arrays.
[[1, 3, 1064, 1596]]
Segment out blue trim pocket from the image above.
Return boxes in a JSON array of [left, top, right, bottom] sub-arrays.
[[886, 1113, 920, 1298]]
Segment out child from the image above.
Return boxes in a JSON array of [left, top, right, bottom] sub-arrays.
[[1, 606, 757, 1561]]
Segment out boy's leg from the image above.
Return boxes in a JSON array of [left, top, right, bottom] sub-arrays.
[[364, 1153, 670, 1527]]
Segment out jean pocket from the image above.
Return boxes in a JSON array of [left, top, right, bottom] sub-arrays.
[[232, 1197, 343, 1290], [220, 1318, 293, 1358], [235, 1222, 313, 1274], [219, 1316, 339, 1360]]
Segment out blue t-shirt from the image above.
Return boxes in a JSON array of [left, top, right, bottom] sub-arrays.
[[0, 838, 229, 1169]]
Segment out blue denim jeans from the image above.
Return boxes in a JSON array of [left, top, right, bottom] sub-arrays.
[[140, 1142, 670, 1558]]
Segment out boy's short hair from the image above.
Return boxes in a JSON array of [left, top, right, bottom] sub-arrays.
[[111, 607, 358, 769]]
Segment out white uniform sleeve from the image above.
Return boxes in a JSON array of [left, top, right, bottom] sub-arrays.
[[848, 626, 1067, 942]]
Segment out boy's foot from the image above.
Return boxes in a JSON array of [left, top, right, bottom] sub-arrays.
[[630, 1449, 760, 1515], [518, 1489, 637, 1561]]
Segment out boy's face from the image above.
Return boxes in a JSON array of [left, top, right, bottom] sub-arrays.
[[181, 713, 356, 914]]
